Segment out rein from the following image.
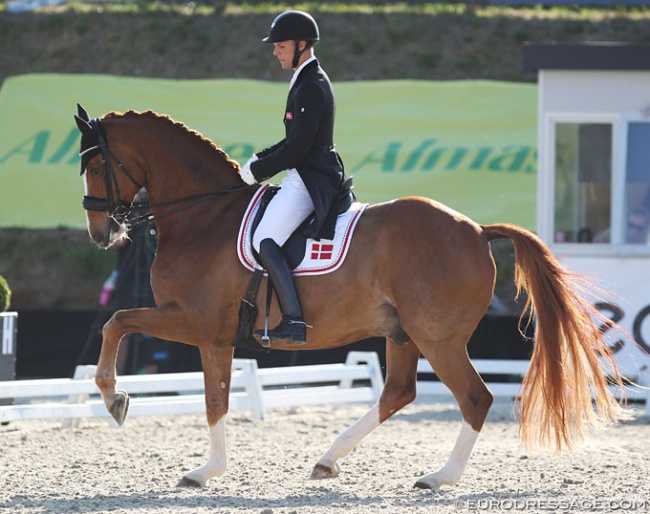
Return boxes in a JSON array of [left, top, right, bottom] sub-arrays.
[[124, 185, 251, 231], [80, 118, 250, 231]]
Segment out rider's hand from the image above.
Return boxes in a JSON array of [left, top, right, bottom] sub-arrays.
[[239, 154, 258, 185]]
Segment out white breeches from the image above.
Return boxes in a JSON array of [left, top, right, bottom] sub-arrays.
[[252, 169, 315, 253]]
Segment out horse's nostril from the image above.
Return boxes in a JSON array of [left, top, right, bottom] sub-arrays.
[[90, 228, 111, 249]]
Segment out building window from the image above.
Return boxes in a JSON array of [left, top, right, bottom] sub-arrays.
[[553, 123, 612, 243], [624, 122, 650, 245]]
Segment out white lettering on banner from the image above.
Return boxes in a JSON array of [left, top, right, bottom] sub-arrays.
[[2, 316, 13, 355]]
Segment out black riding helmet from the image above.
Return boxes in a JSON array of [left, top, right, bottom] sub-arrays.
[[263, 10, 319, 68]]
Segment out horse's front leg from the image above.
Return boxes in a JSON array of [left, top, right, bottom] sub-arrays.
[[94, 310, 132, 425], [178, 344, 233, 487], [94, 306, 194, 425]]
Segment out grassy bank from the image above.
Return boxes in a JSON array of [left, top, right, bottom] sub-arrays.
[[2, 2, 650, 86]]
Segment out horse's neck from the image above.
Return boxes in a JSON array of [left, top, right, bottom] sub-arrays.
[[124, 117, 248, 246], [147, 153, 234, 201]]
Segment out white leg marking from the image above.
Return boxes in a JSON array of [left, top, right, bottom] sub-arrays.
[[314, 403, 381, 475], [416, 420, 479, 489], [182, 417, 227, 487]]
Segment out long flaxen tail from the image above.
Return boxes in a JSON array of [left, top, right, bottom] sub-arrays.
[[483, 223, 627, 452]]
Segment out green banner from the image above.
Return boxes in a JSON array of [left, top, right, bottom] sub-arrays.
[[0, 74, 537, 230]]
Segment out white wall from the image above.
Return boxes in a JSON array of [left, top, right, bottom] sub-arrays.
[[540, 70, 650, 114]]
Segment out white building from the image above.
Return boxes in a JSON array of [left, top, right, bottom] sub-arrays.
[[523, 42, 650, 376]]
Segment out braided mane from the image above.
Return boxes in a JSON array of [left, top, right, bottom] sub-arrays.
[[102, 110, 240, 172]]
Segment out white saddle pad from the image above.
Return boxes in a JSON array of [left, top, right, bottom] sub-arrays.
[[237, 184, 367, 276]]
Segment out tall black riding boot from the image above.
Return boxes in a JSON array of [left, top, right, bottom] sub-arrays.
[[254, 238, 307, 345]]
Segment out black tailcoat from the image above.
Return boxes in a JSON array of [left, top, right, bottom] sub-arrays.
[[250, 59, 346, 240]]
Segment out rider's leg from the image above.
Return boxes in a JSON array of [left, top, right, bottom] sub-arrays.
[[255, 238, 307, 344], [252, 170, 314, 345]]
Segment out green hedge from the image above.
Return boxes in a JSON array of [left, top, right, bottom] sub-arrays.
[[0, 275, 11, 312]]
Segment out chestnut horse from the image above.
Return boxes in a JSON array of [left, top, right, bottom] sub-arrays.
[[74, 106, 625, 490]]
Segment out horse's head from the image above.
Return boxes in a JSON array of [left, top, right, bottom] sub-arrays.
[[75, 104, 249, 248], [74, 104, 145, 248]]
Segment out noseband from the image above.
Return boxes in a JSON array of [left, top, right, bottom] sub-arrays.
[[80, 118, 249, 231]]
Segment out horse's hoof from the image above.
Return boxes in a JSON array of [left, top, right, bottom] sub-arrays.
[[177, 476, 204, 488], [108, 390, 130, 426], [413, 478, 441, 490], [310, 462, 339, 480]]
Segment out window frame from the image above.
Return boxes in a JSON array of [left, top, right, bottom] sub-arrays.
[[538, 111, 650, 256]]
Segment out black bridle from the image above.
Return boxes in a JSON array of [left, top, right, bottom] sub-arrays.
[[80, 118, 249, 231]]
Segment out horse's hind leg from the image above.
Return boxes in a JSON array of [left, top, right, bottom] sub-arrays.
[[311, 339, 421, 479], [414, 342, 493, 490]]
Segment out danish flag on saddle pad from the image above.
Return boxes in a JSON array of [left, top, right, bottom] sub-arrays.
[[311, 243, 334, 260], [237, 184, 367, 276]]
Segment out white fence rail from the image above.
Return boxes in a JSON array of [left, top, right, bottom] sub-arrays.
[[416, 358, 650, 415], [416, 358, 530, 398], [0, 351, 384, 425], [1, 353, 646, 424]]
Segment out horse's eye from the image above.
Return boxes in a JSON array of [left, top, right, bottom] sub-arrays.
[[89, 166, 102, 177]]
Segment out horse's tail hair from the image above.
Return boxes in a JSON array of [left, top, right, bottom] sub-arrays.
[[483, 223, 628, 452]]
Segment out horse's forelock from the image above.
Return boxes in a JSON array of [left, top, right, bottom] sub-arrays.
[[101, 110, 240, 171]]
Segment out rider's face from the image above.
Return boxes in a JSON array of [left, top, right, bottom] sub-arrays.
[[273, 40, 300, 70]]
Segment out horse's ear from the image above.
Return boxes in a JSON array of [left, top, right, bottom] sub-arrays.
[[74, 114, 93, 136], [77, 103, 90, 122]]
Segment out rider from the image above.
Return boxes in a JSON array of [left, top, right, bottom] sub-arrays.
[[238, 10, 348, 346]]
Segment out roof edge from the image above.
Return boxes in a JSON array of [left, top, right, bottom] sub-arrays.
[[522, 42, 650, 71]]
